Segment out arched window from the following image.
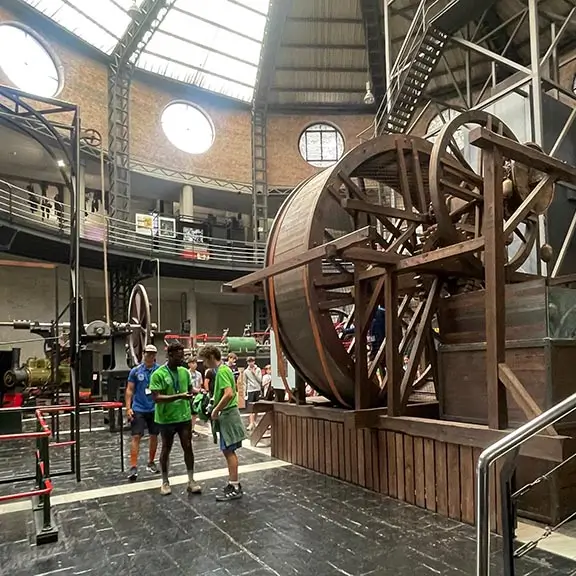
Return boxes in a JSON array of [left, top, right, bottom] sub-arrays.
[[0, 24, 61, 97], [299, 123, 345, 168], [161, 102, 214, 154]]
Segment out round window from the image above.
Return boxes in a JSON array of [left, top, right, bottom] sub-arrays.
[[161, 102, 214, 154], [0, 24, 60, 97], [299, 123, 345, 168]]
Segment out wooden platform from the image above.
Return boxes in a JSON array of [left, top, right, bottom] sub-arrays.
[[268, 402, 570, 532]]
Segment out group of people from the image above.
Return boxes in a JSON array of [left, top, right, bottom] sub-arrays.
[[125, 342, 245, 501]]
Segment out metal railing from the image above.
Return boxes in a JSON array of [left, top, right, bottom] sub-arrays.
[[476, 391, 576, 576], [0, 179, 266, 269]]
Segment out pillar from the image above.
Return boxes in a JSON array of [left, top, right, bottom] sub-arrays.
[[186, 284, 197, 340], [79, 161, 86, 237], [180, 185, 194, 218]]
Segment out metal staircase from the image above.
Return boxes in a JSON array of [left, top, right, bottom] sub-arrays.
[[375, 0, 447, 136], [375, 0, 498, 137]]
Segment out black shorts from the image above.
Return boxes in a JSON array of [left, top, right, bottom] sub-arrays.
[[131, 411, 159, 436], [246, 390, 261, 404], [158, 420, 192, 440]]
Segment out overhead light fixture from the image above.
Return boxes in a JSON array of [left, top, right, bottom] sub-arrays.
[[56, 159, 65, 167], [128, 1, 141, 18], [363, 81, 375, 105]]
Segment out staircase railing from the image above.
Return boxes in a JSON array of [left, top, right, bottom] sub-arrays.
[[476, 392, 576, 576], [374, 0, 447, 136]]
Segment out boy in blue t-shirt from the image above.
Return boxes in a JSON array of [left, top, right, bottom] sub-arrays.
[[125, 344, 160, 481]]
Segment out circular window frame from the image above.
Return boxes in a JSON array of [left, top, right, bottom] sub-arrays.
[[0, 22, 64, 98], [298, 121, 346, 168], [160, 100, 215, 155]]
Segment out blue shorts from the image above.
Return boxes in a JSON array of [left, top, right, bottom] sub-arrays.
[[219, 433, 242, 452]]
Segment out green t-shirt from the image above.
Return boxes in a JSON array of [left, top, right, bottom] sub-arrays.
[[213, 364, 238, 410], [149, 364, 192, 424]]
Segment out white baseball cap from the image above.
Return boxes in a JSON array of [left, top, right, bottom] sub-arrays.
[[144, 344, 158, 353]]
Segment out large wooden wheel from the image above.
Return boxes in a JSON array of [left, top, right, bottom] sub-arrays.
[[266, 135, 451, 407], [429, 110, 538, 272]]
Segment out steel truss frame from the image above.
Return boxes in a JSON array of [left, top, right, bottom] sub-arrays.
[[0, 85, 83, 480], [107, 0, 176, 221], [380, 0, 576, 277]]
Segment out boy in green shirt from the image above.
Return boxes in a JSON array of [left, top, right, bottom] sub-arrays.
[[149, 342, 201, 496], [199, 345, 246, 501]]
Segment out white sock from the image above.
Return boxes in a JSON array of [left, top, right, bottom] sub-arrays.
[[230, 480, 239, 488], [187, 470, 195, 483]]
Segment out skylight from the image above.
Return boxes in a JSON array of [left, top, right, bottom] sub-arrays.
[[20, 0, 145, 54], [136, 0, 271, 102]]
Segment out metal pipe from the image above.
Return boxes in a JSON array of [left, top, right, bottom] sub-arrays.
[[476, 391, 576, 576], [156, 258, 161, 331], [383, 0, 392, 115], [72, 111, 82, 482], [100, 141, 111, 326]]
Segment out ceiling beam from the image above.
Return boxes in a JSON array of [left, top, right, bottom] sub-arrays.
[[359, 0, 387, 100], [280, 43, 366, 50], [110, 0, 176, 70], [254, 0, 294, 105], [286, 16, 363, 24]]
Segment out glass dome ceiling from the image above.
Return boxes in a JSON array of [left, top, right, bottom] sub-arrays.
[[21, 0, 271, 102]]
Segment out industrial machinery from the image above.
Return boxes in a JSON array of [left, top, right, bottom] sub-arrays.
[[168, 323, 271, 367], [259, 111, 549, 407], [0, 284, 158, 405]]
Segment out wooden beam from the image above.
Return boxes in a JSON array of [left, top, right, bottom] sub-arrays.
[[400, 278, 440, 410], [342, 247, 401, 266], [225, 226, 375, 291], [317, 294, 355, 310], [0, 260, 57, 269], [484, 147, 508, 430], [385, 272, 402, 416], [354, 273, 374, 409], [313, 273, 354, 288], [497, 363, 557, 436], [395, 237, 485, 274], [469, 127, 576, 183], [250, 411, 273, 446], [340, 198, 429, 223]]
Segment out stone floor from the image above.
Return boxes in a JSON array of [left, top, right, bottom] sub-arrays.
[[0, 413, 575, 576]]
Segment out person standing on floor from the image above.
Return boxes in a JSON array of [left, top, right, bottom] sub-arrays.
[[244, 356, 262, 431], [125, 344, 161, 481], [199, 345, 246, 501], [188, 356, 204, 438], [227, 352, 239, 382], [149, 342, 202, 496]]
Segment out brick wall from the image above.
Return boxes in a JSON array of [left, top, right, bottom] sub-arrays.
[[129, 79, 253, 184], [266, 113, 373, 186], [0, 5, 108, 146]]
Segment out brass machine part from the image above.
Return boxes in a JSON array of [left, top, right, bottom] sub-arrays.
[[3, 357, 71, 389]]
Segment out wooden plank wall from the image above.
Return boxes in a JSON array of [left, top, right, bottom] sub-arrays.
[[272, 413, 501, 530]]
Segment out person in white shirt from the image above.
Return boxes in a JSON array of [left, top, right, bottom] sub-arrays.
[[244, 356, 262, 431], [262, 365, 272, 400], [188, 357, 204, 437]]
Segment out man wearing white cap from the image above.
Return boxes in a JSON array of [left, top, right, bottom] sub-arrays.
[[125, 344, 160, 481]]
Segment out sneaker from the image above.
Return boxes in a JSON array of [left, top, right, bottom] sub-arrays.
[[187, 480, 202, 494], [128, 466, 138, 482], [192, 430, 200, 439], [160, 482, 172, 496], [215, 483, 243, 501], [146, 462, 160, 474]]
